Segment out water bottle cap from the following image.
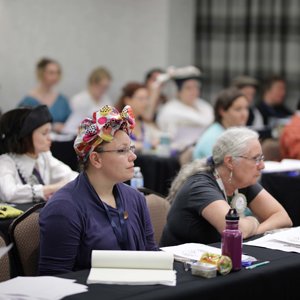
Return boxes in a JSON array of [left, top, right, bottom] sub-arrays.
[[225, 208, 239, 221]]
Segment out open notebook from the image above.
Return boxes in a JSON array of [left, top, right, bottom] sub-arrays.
[[87, 250, 176, 286]]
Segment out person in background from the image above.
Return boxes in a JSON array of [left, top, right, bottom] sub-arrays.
[[63, 67, 112, 135], [156, 66, 214, 152], [193, 87, 249, 159], [256, 75, 292, 126], [116, 82, 161, 152], [0, 106, 78, 204], [280, 99, 300, 159], [143, 68, 168, 122], [160, 127, 292, 246], [19, 58, 71, 133], [39, 105, 157, 275], [230, 75, 263, 128]]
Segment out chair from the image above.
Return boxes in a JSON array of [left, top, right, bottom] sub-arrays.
[[9, 202, 45, 276], [0, 233, 10, 282], [139, 187, 170, 244]]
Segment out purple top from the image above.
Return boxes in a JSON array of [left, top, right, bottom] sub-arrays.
[[38, 172, 157, 275]]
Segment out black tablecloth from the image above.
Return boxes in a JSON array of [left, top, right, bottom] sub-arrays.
[[261, 172, 300, 226], [60, 244, 300, 300], [134, 154, 180, 196]]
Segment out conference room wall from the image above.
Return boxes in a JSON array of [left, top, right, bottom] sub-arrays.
[[0, 0, 195, 112]]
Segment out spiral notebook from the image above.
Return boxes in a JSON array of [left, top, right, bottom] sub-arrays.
[[87, 250, 176, 286]]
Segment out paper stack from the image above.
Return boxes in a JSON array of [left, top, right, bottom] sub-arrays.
[[0, 276, 87, 300], [87, 250, 176, 286]]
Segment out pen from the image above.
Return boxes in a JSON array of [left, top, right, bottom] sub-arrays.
[[245, 261, 270, 270]]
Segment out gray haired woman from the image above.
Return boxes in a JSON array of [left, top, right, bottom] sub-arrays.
[[160, 127, 292, 246]]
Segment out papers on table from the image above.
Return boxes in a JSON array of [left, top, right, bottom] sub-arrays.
[[0, 276, 87, 300], [262, 159, 300, 173], [0, 243, 13, 259], [160, 243, 256, 262], [244, 227, 300, 253], [87, 250, 176, 286]]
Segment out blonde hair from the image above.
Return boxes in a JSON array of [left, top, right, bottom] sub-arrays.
[[88, 67, 112, 86], [167, 127, 259, 203]]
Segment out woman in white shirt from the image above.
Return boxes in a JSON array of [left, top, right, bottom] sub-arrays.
[[0, 105, 78, 203], [157, 67, 214, 151]]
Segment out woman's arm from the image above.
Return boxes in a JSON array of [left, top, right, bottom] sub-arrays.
[[249, 189, 293, 234], [202, 200, 259, 239]]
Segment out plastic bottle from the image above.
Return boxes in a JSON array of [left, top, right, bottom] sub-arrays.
[[156, 132, 171, 157], [221, 208, 242, 271], [130, 167, 144, 189]]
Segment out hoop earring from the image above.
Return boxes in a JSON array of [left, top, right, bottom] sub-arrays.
[[228, 170, 233, 184]]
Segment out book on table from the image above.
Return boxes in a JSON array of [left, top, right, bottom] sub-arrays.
[[87, 250, 176, 286]]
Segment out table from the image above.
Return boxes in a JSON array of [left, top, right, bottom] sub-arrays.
[[60, 244, 300, 300], [261, 172, 300, 226]]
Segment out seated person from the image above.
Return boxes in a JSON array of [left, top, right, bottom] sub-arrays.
[[63, 67, 112, 135], [156, 66, 213, 151], [160, 127, 292, 246], [230, 75, 263, 128], [256, 75, 292, 126], [280, 99, 300, 159], [39, 105, 157, 275], [193, 87, 249, 159], [19, 58, 71, 133], [0, 106, 78, 204], [116, 82, 161, 152]]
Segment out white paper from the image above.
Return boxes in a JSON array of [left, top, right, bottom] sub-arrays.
[[0, 243, 13, 259], [160, 243, 256, 262], [0, 276, 88, 300], [244, 227, 300, 253], [262, 159, 300, 173], [87, 250, 176, 286]]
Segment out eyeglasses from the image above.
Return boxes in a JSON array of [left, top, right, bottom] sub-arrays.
[[95, 145, 136, 155], [236, 154, 265, 165]]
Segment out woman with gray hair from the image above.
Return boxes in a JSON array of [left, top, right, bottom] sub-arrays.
[[160, 127, 292, 246]]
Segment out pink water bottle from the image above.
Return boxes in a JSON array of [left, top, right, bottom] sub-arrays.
[[221, 208, 242, 271]]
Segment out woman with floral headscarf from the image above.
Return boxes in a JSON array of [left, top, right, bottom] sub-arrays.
[[39, 105, 157, 275]]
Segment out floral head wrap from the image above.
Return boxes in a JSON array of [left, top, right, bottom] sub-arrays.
[[74, 105, 135, 162]]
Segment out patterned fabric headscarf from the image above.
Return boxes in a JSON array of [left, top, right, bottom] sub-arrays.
[[74, 105, 135, 162]]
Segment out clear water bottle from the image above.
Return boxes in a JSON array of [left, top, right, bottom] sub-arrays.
[[221, 208, 242, 271], [130, 167, 144, 189]]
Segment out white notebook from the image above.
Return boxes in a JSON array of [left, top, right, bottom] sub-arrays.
[[87, 250, 176, 286]]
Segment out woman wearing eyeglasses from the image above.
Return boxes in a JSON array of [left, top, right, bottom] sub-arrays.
[[39, 105, 157, 275], [160, 127, 292, 246]]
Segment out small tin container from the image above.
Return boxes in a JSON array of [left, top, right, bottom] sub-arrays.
[[191, 262, 217, 279]]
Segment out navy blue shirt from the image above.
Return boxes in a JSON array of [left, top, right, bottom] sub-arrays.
[[39, 172, 157, 275]]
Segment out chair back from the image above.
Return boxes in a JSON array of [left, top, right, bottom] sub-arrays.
[[0, 234, 10, 282], [9, 202, 45, 276], [144, 192, 170, 244]]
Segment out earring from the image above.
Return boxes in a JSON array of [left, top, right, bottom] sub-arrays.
[[228, 170, 233, 184]]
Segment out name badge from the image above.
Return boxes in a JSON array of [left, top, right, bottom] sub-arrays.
[[230, 193, 247, 217]]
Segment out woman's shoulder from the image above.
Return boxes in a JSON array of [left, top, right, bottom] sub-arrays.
[[19, 96, 40, 107], [0, 154, 15, 166], [56, 93, 70, 103]]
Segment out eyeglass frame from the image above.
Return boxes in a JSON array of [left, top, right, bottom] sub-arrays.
[[235, 154, 265, 165], [94, 144, 136, 155]]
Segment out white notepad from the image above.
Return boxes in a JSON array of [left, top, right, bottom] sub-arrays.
[[87, 250, 176, 286]]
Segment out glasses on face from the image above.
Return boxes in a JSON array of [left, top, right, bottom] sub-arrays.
[[236, 154, 265, 165], [95, 145, 136, 155]]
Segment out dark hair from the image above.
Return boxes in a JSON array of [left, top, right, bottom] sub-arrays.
[[214, 87, 245, 123], [262, 74, 285, 94], [116, 82, 146, 111], [144, 68, 164, 83], [0, 108, 34, 154], [36, 57, 61, 80]]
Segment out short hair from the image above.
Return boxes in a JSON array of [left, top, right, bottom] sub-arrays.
[[231, 75, 259, 89], [262, 74, 285, 94], [0, 108, 34, 154], [212, 127, 259, 166], [88, 67, 112, 86], [214, 87, 245, 123], [36, 57, 61, 80], [116, 82, 146, 111], [144, 68, 164, 83]]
